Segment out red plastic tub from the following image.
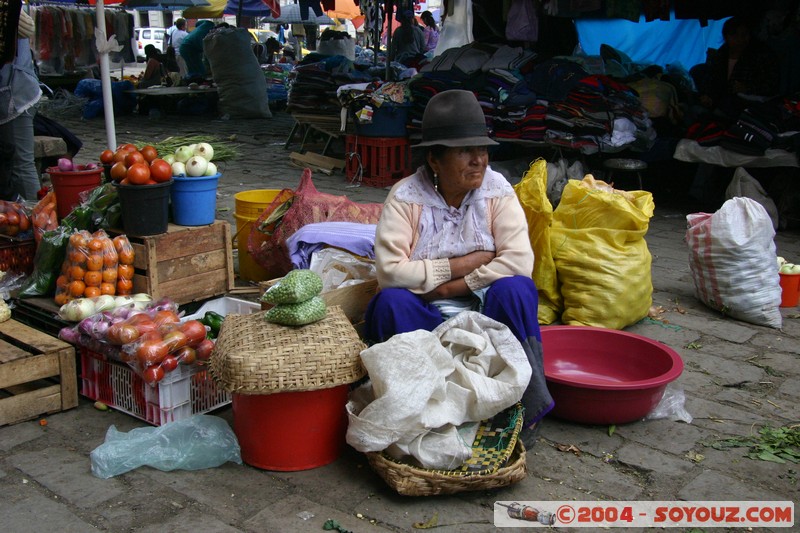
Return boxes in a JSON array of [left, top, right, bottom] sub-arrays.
[[541, 325, 684, 425], [232, 385, 349, 471], [779, 273, 800, 307], [47, 166, 103, 220]]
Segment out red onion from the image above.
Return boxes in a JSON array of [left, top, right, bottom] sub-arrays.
[[58, 326, 82, 344], [57, 158, 74, 172]]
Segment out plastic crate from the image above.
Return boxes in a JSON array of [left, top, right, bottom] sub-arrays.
[[79, 347, 230, 426], [345, 135, 411, 188], [182, 296, 261, 322], [0, 236, 35, 275]]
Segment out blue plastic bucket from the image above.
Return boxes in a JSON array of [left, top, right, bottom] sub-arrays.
[[170, 173, 220, 226]]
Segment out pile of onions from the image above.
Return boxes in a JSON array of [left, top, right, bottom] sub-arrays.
[[59, 293, 153, 322]]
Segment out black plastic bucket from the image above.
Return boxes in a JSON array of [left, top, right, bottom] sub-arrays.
[[115, 180, 172, 236]]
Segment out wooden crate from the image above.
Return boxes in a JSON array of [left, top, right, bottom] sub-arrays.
[[111, 221, 235, 305], [0, 319, 78, 426]]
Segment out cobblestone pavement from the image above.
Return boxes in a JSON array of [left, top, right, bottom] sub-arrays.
[[2, 107, 799, 533]]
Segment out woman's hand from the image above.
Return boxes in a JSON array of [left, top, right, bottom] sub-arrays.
[[448, 250, 495, 280], [422, 278, 470, 301]]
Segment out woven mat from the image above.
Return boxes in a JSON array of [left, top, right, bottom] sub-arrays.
[[209, 305, 366, 394]]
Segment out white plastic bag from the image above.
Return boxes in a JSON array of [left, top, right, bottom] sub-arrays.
[[308, 248, 376, 293], [645, 384, 692, 423], [686, 197, 782, 329], [90, 415, 242, 479], [725, 167, 779, 231], [545, 159, 568, 208]]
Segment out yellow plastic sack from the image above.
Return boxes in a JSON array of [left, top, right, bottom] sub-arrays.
[[513, 159, 561, 324], [551, 176, 655, 329]]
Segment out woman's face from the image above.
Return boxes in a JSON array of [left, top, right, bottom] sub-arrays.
[[428, 146, 489, 194]]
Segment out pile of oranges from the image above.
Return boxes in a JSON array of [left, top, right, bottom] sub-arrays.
[[100, 143, 171, 186], [54, 230, 135, 305]]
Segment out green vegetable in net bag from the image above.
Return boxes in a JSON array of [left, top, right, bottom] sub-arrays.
[[265, 296, 327, 326], [261, 269, 323, 305]]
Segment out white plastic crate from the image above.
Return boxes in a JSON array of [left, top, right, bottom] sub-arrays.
[[79, 348, 230, 426], [182, 296, 261, 323]]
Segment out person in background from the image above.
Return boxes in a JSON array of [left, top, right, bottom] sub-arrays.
[[169, 18, 188, 78], [420, 10, 439, 53], [138, 44, 164, 89], [163, 18, 177, 53], [179, 19, 215, 81], [390, 9, 426, 66], [0, 5, 42, 201], [692, 16, 780, 121], [280, 44, 297, 64], [264, 37, 283, 64], [364, 90, 554, 444], [289, 23, 305, 60]]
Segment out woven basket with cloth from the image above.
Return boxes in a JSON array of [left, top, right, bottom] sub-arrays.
[[366, 403, 527, 496], [209, 305, 366, 394]]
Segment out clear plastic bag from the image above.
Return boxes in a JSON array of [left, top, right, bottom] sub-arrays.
[[645, 384, 693, 423], [308, 248, 376, 293], [90, 415, 242, 479]]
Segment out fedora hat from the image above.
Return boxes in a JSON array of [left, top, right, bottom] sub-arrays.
[[415, 90, 499, 148]]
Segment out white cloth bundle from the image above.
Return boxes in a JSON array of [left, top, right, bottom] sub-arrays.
[[346, 311, 531, 470]]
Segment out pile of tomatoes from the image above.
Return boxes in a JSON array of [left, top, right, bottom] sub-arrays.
[[100, 143, 171, 186], [107, 307, 214, 384], [0, 200, 32, 237], [54, 230, 135, 305]]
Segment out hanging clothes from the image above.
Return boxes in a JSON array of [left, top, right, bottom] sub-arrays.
[[30, 5, 134, 75]]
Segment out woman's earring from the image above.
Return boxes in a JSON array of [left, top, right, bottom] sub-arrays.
[[433, 173, 439, 191]]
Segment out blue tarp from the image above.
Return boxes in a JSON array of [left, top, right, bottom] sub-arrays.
[[576, 13, 728, 71]]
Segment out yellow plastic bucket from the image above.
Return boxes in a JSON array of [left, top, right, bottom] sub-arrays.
[[234, 189, 280, 282]]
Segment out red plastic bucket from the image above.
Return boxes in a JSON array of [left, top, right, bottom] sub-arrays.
[[232, 385, 349, 471], [47, 166, 103, 220], [779, 273, 800, 307]]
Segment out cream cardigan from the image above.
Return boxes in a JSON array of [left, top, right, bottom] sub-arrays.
[[374, 167, 534, 294]]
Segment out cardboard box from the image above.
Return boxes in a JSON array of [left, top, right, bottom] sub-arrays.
[[0, 319, 78, 426], [110, 221, 235, 305]]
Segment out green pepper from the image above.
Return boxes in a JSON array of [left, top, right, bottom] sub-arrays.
[[202, 311, 224, 337]]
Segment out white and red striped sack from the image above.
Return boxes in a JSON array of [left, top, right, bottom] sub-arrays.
[[686, 197, 782, 329]]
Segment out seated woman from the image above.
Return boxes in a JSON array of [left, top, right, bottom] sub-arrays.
[[138, 44, 165, 89], [421, 10, 439, 53], [364, 90, 554, 441]]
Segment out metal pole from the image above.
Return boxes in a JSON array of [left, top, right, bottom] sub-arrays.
[[96, 0, 117, 151]]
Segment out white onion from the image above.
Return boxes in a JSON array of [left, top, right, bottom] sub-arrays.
[[59, 298, 96, 322], [93, 294, 117, 313], [186, 156, 208, 177], [114, 296, 135, 308], [130, 293, 153, 303]]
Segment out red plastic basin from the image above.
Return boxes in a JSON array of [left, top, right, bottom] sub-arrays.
[[541, 325, 684, 425]]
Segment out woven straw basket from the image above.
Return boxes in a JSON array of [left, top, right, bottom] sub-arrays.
[[209, 305, 367, 394], [366, 403, 527, 496], [367, 441, 527, 496]]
